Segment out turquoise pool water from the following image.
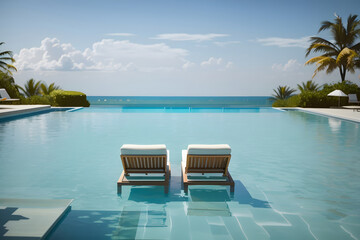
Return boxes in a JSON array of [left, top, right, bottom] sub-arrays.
[[0, 108, 359, 239]]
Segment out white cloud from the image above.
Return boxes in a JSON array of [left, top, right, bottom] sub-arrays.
[[200, 57, 233, 70], [152, 33, 228, 42], [106, 33, 135, 37], [272, 59, 302, 71], [182, 61, 195, 70], [201, 57, 223, 66], [15, 38, 189, 72], [14, 38, 86, 71], [214, 41, 241, 47], [226, 62, 233, 69], [257, 36, 310, 48]]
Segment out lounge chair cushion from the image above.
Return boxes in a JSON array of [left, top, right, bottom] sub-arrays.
[[121, 144, 167, 155], [0, 88, 19, 101], [187, 144, 231, 155], [0, 89, 11, 99]]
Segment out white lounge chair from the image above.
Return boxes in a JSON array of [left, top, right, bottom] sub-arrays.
[[348, 94, 360, 105], [0, 88, 19, 101], [117, 144, 171, 194], [182, 144, 235, 194]]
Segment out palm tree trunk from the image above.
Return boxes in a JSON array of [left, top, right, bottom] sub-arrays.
[[339, 66, 346, 82]]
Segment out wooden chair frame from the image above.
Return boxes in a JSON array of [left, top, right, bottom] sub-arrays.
[[117, 154, 171, 194], [182, 153, 234, 194]]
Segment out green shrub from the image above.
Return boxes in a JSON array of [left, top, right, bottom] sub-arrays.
[[322, 81, 360, 95], [272, 81, 360, 108], [272, 95, 300, 107], [298, 91, 333, 108], [50, 90, 90, 107], [20, 95, 53, 105], [0, 72, 22, 104], [298, 81, 360, 108]]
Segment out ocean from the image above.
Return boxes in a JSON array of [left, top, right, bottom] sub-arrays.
[[87, 96, 274, 107]]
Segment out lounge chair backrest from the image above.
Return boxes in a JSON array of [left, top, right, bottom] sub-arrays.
[[348, 94, 359, 103], [0, 89, 11, 99], [120, 144, 167, 174], [186, 144, 231, 175]]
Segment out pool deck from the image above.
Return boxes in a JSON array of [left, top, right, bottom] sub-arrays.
[[292, 107, 360, 123], [0, 104, 51, 119]]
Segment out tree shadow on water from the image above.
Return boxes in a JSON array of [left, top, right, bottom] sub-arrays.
[[0, 207, 29, 239], [48, 207, 168, 240]]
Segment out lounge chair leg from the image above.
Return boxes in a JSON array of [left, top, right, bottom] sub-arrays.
[[117, 184, 122, 194], [165, 185, 169, 194], [184, 184, 188, 194], [230, 184, 234, 193]]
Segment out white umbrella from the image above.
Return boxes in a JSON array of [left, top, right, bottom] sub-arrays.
[[327, 90, 348, 107]]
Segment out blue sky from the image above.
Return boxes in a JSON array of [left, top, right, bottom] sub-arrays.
[[2, 0, 360, 96]]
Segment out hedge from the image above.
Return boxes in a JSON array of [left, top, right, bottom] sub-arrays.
[[50, 90, 90, 107], [298, 91, 336, 108]]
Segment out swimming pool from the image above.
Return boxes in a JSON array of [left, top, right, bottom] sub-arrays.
[[0, 107, 359, 239]]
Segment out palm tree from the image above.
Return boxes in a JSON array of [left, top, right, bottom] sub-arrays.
[[0, 42, 17, 75], [40, 82, 61, 95], [297, 80, 321, 93], [305, 14, 360, 82], [272, 86, 296, 100], [17, 79, 42, 97]]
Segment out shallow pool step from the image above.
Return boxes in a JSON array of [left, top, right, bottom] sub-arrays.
[[0, 198, 72, 240]]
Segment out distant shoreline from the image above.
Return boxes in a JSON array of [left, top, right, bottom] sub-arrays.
[[87, 96, 274, 107]]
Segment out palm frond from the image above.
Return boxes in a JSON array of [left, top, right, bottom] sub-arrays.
[[20, 79, 43, 97], [311, 57, 336, 77], [15, 85, 26, 96], [316, 57, 336, 66], [337, 48, 357, 64], [318, 20, 334, 33], [0, 42, 17, 74], [305, 56, 329, 65], [309, 43, 339, 55], [351, 42, 360, 51], [346, 14, 360, 44], [40, 83, 48, 95], [0, 64, 8, 71], [272, 86, 296, 100], [306, 37, 339, 56], [40, 82, 61, 95], [325, 63, 338, 74], [0, 57, 15, 62], [0, 51, 14, 57], [297, 80, 320, 92], [6, 64, 17, 71]]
